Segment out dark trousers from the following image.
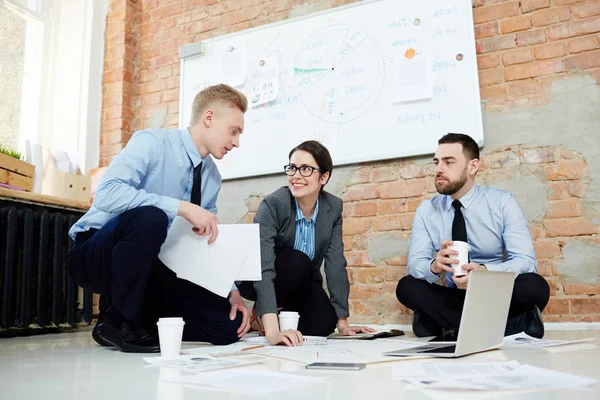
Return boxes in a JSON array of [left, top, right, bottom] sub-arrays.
[[67, 206, 241, 345], [238, 248, 337, 337], [396, 273, 550, 333]]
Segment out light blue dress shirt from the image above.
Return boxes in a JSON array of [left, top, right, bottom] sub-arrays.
[[69, 127, 221, 238], [407, 185, 537, 288], [293, 199, 319, 260]]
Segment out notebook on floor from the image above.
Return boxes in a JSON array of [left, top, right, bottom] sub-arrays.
[[383, 270, 515, 358]]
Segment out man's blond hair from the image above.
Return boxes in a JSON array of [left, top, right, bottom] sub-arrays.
[[190, 84, 248, 125]]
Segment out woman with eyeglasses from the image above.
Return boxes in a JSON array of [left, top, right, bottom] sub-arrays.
[[238, 140, 374, 346]]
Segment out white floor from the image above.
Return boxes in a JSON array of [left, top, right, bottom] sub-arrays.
[[1, 328, 599, 400]]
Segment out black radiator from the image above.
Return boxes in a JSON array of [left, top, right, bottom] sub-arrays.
[[0, 200, 93, 337]]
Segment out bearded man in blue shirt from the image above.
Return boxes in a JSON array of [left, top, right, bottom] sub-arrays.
[[68, 84, 251, 352], [397, 133, 550, 340]]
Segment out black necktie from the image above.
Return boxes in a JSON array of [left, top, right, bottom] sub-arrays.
[[452, 200, 467, 242], [190, 162, 202, 206]]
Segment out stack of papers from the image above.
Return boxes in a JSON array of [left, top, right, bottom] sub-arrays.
[[503, 332, 596, 348], [143, 354, 262, 372], [158, 218, 261, 297]]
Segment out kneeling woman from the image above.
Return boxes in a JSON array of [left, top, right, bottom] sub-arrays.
[[239, 141, 373, 346]]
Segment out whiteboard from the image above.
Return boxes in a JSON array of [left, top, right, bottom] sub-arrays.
[[179, 0, 483, 180]]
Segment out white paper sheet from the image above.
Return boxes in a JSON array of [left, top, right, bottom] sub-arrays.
[[393, 361, 522, 379], [392, 47, 433, 103], [143, 354, 262, 372], [249, 55, 279, 107], [218, 44, 247, 87], [167, 369, 327, 392], [503, 333, 597, 348], [400, 364, 598, 391], [158, 218, 261, 298]]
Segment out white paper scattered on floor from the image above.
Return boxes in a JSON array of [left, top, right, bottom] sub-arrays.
[[400, 364, 598, 391], [143, 354, 263, 372], [503, 333, 597, 348], [167, 369, 328, 392], [393, 361, 521, 379]]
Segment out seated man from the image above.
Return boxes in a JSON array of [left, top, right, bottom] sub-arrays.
[[396, 133, 550, 339], [68, 84, 251, 352]]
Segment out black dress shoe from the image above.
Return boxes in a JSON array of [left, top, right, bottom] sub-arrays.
[[92, 297, 113, 347], [99, 320, 160, 353], [412, 309, 442, 337], [429, 328, 459, 342], [505, 305, 545, 339]]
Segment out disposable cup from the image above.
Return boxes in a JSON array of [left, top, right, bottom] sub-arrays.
[[448, 240, 470, 277], [278, 311, 299, 331], [156, 317, 185, 357]]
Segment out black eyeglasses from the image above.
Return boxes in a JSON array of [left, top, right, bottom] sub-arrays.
[[284, 164, 323, 177]]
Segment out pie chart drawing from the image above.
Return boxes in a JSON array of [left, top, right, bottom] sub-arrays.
[[294, 25, 385, 124]]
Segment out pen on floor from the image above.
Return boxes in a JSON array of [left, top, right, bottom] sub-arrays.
[[241, 344, 265, 351]]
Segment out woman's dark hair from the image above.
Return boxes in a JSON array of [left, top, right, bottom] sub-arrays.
[[288, 140, 333, 189]]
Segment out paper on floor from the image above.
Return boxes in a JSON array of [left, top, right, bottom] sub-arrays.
[[166, 369, 328, 392], [143, 354, 263, 372], [393, 361, 521, 378], [399, 364, 598, 391], [503, 333, 597, 348]]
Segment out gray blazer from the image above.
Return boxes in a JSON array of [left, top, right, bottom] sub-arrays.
[[253, 186, 350, 319]]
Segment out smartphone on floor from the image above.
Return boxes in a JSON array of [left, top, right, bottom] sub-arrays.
[[305, 362, 366, 371]]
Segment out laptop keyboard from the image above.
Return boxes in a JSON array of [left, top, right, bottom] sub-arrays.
[[419, 345, 456, 354]]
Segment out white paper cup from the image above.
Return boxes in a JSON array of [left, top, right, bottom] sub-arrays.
[[278, 311, 300, 331], [156, 317, 185, 357], [448, 240, 470, 277]]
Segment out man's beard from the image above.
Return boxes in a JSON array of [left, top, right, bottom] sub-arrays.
[[435, 168, 468, 195]]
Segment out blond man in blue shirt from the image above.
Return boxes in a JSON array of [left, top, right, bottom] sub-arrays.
[[68, 84, 251, 352]]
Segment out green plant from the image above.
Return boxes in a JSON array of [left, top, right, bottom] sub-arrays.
[[0, 145, 22, 160]]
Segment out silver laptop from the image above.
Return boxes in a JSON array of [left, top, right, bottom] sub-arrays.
[[383, 271, 515, 358]]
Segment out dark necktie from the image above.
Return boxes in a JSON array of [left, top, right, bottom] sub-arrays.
[[190, 162, 202, 206], [452, 200, 467, 242]]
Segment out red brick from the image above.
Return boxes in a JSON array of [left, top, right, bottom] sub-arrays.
[[473, 2, 520, 24], [347, 201, 378, 217], [565, 49, 600, 70], [502, 16, 532, 34], [521, 0, 550, 13], [484, 151, 520, 168], [544, 298, 570, 315], [590, 67, 600, 82], [356, 268, 386, 283], [537, 260, 558, 276], [475, 21, 499, 39], [385, 255, 408, 267], [100, 131, 124, 145], [566, 180, 588, 198], [343, 236, 353, 251], [503, 49, 534, 65], [477, 53, 501, 69], [345, 251, 375, 268], [150, 2, 181, 19], [162, 88, 179, 102], [343, 217, 373, 235], [516, 29, 547, 45], [400, 164, 428, 179], [351, 168, 371, 184], [479, 68, 505, 86], [480, 85, 507, 101], [534, 240, 563, 258], [380, 180, 427, 199], [544, 217, 597, 237], [572, 1, 600, 17], [372, 167, 399, 182], [352, 235, 369, 250], [523, 147, 556, 163], [546, 277, 564, 295], [544, 159, 588, 180], [406, 179, 428, 197], [378, 199, 407, 215], [342, 185, 379, 201], [548, 17, 600, 40], [222, 5, 261, 26], [548, 181, 569, 200], [505, 59, 565, 81], [349, 285, 381, 300], [384, 265, 407, 281], [407, 198, 422, 213], [570, 298, 600, 314], [185, 18, 222, 36], [531, 8, 571, 26], [373, 213, 414, 231], [546, 199, 584, 219], [211, 1, 242, 16], [534, 42, 568, 59], [568, 35, 600, 53], [477, 34, 517, 53], [563, 282, 600, 295]]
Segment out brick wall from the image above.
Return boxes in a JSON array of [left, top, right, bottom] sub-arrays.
[[100, 0, 600, 324]]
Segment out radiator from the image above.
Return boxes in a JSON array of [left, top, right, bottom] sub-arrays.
[[0, 200, 93, 337]]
